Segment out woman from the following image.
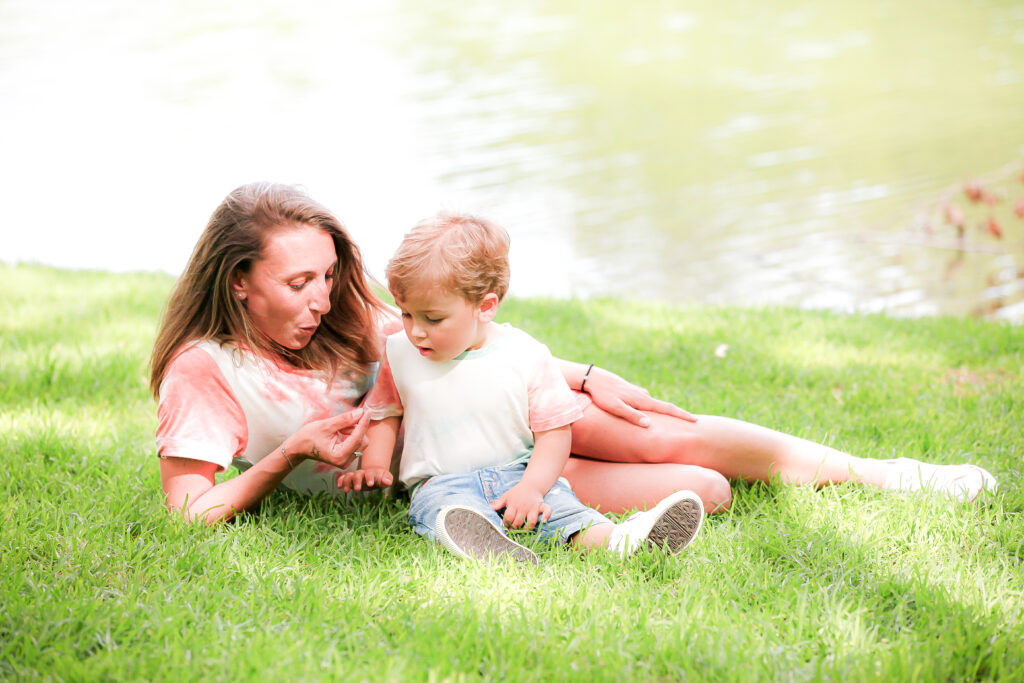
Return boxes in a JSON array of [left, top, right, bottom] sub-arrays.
[[153, 182, 996, 523]]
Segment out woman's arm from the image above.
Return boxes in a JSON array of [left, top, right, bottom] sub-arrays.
[[160, 409, 370, 524], [556, 359, 696, 427]]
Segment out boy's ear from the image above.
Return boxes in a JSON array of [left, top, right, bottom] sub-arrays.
[[477, 293, 500, 322]]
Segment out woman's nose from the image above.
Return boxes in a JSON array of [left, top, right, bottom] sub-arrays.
[[310, 278, 331, 314]]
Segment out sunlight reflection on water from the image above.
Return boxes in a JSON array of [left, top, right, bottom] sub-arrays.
[[1, 0, 1023, 321]]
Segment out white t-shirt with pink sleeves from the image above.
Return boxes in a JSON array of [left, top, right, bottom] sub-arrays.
[[365, 323, 587, 489], [156, 339, 376, 496]]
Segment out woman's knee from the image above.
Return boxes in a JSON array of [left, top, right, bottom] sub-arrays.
[[678, 466, 731, 514], [702, 470, 732, 513]]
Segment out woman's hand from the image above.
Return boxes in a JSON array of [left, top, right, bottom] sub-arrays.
[[286, 409, 371, 470], [584, 367, 696, 427], [491, 483, 551, 530]]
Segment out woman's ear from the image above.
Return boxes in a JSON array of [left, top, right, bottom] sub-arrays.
[[230, 271, 248, 302], [477, 293, 500, 323]]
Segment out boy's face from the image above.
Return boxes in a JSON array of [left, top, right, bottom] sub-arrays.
[[394, 287, 498, 362]]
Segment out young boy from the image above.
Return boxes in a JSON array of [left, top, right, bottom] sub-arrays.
[[338, 212, 704, 564]]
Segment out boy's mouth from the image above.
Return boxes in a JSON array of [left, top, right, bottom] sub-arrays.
[[417, 346, 433, 357]]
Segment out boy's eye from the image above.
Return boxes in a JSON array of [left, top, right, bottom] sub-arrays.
[[425, 317, 443, 324]]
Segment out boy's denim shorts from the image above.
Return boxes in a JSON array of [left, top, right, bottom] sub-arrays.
[[409, 462, 611, 545]]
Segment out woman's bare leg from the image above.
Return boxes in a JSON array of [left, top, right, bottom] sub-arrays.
[[562, 457, 732, 515], [566, 405, 997, 507], [570, 405, 892, 487]]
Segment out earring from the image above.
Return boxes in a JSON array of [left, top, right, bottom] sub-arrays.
[[237, 292, 245, 300]]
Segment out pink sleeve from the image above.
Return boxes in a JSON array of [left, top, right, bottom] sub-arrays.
[[364, 349, 403, 421], [155, 345, 247, 471], [528, 351, 585, 433]]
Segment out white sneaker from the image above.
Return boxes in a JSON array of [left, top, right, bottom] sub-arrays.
[[607, 490, 705, 556], [882, 458, 998, 503], [434, 505, 540, 566]]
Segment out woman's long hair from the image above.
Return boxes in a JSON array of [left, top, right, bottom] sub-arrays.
[[149, 182, 385, 396]]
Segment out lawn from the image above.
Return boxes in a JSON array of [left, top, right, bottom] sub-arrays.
[[2, 263, 1022, 681]]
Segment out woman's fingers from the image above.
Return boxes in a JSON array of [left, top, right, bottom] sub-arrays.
[[324, 408, 366, 430], [629, 394, 697, 422], [337, 411, 370, 446], [585, 367, 698, 425], [307, 410, 370, 468], [601, 399, 652, 428], [600, 393, 697, 426]]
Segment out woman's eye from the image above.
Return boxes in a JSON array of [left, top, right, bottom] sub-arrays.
[[289, 282, 306, 291]]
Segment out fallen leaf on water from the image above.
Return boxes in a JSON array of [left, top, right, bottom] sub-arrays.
[[985, 217, 1003, 239], [964, 181, 983, 203]]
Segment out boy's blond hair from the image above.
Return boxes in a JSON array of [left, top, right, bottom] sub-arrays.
[[387, 211, 511, 304]]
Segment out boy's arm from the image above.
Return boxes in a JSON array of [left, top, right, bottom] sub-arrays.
[[337, 416, 400, 492], [490, 425, 571, 530]]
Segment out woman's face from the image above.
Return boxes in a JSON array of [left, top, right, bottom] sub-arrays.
[[233, 223, 338, 350]]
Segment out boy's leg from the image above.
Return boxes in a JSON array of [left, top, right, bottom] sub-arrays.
[[435, 506, 539, 566], [529, 474, 704, 556], [529, 475, 615, 548], [603, 490, 705, 556], [408, 471, 505, 539], [409, 471, 538, 565]]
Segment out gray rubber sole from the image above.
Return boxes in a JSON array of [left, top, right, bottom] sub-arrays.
[[646, 497, 704, 554], [436, 506, 540, 566]]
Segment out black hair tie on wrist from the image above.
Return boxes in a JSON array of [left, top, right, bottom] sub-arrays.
[[580, 363, 595, 393]]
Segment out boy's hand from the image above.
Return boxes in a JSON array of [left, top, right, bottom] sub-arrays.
[[337, 468, 393, 493], [491, 483, 550, 530]]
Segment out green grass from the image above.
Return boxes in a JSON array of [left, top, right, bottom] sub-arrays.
[[2, 262, 1022, 681]]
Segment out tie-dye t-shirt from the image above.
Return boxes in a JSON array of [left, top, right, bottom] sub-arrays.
[[155, 339, 376, 496]]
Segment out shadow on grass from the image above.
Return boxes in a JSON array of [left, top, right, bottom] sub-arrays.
[[710, 479, 1024, 679]]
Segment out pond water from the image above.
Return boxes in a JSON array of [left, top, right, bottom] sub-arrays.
[[2, 0, 1023, 321]]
